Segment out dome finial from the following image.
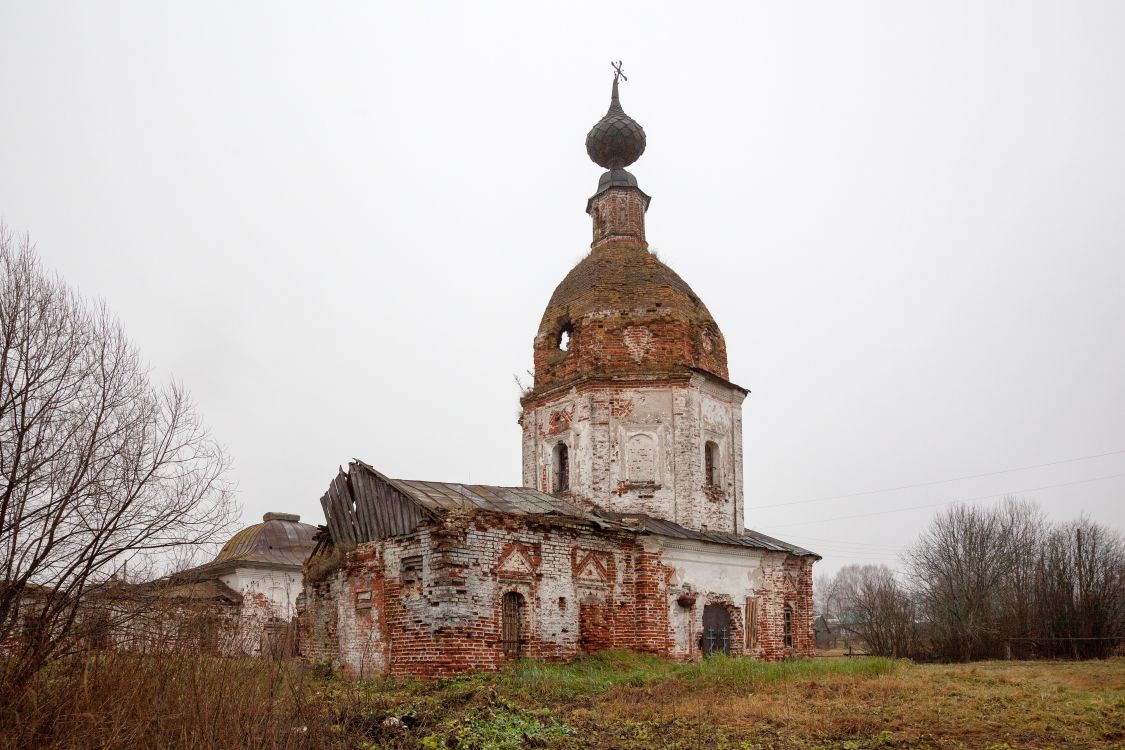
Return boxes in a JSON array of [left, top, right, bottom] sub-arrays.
[[609, 60, 626, 114], [586, 61, 646, 172]]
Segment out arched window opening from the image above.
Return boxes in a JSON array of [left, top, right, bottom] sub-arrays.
[[557, 323, 573, 351], [704, 441, 720, 487], [501, 592, 525, 659], [783, 604, 794, 648], [554, 443, 570, 493]]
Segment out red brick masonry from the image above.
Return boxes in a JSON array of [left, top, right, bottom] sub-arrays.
[[300, 509, 815, 678]]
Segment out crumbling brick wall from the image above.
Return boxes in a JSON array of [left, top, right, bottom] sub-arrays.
[[301, 509, 673, 678], [752, 554, 816, 660], [300, 509, 816, 677]]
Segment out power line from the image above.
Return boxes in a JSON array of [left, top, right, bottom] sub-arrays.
[[748, 449, 1125, 510], [794, 543, 905, 557], [787, 537, 906, 552], [807, 549, 904, 560], [766, 471, 1125, 529], [784, 533, 906, 550], [796, 542, 904, 554], [797, 545, 904, 559]]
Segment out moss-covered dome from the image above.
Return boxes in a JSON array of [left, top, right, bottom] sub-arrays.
[[528, 241, 728, 398]]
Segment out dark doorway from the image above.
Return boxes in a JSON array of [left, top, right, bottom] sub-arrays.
[[501, 592, 525, 659], [701, 604, 731, 656]]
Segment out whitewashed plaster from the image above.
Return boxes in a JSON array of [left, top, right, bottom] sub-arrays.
[[656, 538, 791, 658], [522, 372, 746, 534]]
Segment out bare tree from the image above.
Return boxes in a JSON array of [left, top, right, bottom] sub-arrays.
[[816, 499, 1121, 663], [813, 572, 836, 617], [1032, 518, 1125, 658], [907, 498, 1045, 661], [0, 226, 236, 694], [834, 564, 917, 657], [819, 566, 879, 617]]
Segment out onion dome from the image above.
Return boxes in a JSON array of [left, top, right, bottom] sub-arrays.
[[527, 243, 729, 397], [585, 74, 646, 171], [213, 512, 317, 567]]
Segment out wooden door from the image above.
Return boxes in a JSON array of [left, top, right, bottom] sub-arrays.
[[702, 604, 731, 656], [501, 592, 524, 658]]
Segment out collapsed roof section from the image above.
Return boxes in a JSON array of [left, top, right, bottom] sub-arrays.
[[318, 460, 818, 559], [319, 460, 615, 548]]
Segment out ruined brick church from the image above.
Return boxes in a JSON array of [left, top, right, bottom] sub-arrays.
[[299, 69, 818, 677]]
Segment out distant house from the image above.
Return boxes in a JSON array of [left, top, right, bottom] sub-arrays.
[[814, 613, 868, 652], [162, 512, 316, 654], [82, 513, 317, 656], [2, 513, 317, 658]]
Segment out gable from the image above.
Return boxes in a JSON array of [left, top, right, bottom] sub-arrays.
[[320, 465, 426, 548]]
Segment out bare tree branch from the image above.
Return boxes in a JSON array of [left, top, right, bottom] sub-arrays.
[[0, 225, 237, 695]]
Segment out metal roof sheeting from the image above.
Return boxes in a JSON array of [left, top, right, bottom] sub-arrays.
[[323, 460, 817, 558], [595, 510, 819, 558], [321, 461, 613, 548], [212, 516, 317, 567], [388, 479, 593, 519]]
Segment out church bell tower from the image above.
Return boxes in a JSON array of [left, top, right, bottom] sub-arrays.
[[519, 65, 748, 534]]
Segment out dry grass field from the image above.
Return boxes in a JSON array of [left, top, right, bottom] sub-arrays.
[[2, 652, 1122, 750]]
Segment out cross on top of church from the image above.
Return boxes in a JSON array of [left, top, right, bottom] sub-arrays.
[[611, 60, 627, 83]]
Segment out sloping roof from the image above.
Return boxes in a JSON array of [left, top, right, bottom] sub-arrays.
[[320, 461, 817, 559], [595, 510, 820, 558], [388, 478, 595, 519], [157, 578, 243, 604]]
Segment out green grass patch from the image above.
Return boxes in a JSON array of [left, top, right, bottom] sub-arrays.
[[671, 653, 898, 689], [480, 650, 898, 701], [486, 650, 675, 700]]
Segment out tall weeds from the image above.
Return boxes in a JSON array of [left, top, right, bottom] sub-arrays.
[[0, 653, 336, 750]]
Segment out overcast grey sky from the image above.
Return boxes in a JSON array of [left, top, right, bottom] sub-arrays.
[[2, 2, 1123, 575]]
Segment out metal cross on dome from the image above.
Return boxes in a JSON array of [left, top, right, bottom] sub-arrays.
[[611, 60, 627, 83]]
